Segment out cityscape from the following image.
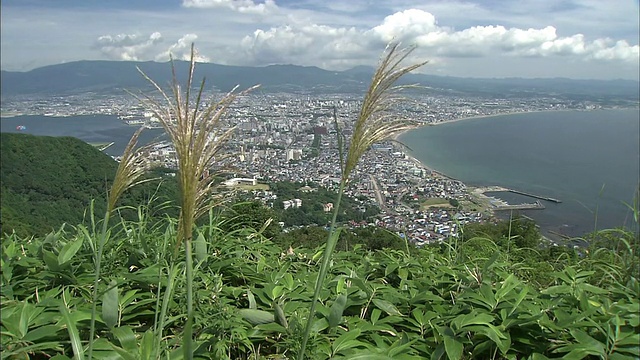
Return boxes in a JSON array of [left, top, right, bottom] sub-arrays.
[[2, 87, 632, 246]]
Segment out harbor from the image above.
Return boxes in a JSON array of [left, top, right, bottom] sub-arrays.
[[472, 186, 559, 211]]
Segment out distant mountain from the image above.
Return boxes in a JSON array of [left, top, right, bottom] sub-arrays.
[[1, 60, 638, 101]]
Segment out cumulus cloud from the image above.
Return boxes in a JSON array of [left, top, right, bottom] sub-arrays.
[[239, 24, 366, 67], [238, 8, 639, 68], [155, 34, 211, 62], [94, 33, 211, 63], [94, 32, 163, 61], [182, 0, 277, 14]]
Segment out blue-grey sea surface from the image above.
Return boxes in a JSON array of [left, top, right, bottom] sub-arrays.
[[399, 109, 640, 239], [1, 114, 165, 156]]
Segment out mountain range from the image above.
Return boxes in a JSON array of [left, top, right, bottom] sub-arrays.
[[1, 60, 639, 101]]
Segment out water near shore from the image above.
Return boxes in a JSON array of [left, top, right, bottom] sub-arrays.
[[399, 109, 640, 239], [0, 114, 164, 156]]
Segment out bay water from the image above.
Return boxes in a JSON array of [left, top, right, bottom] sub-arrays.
[[0, 114, 165, 156], [399, 109, 640, 239]]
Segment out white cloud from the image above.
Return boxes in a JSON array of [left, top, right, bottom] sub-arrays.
[[238, 8, 639, 69], [94, 32, 163, 61], [155, 34, 211, 62], [371, 9, 442, 43], [182, 0, 277, 14], [239, 24, 368, 68]]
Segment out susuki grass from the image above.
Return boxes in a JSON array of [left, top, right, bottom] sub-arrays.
[[87, 127, 154, 359], [298, 43, 428, 359], [131, 43, 257, 359]]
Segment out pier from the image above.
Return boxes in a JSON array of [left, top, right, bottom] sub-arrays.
[[493, 200, 545, 211], [507, 189, 562, 203]]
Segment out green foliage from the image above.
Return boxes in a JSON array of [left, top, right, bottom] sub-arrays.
[[219, 201, 282, 240], [2, 212, 638, 359], [276, 226, 410, 252], [268, 181, 378, 226], [0, 133, 180, 237]]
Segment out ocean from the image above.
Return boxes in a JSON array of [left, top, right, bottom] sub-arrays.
[[0, 114, 165, 156], [399, 109, 640, 239]]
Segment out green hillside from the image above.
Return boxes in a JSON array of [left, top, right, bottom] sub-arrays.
[[0, 133, 179, 236]]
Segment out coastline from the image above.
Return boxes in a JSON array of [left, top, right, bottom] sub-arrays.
[[392, 108, 580, 169], [391, 109, 579, 220], [423, 108, 578, 127], [392, 108, 639, 242]]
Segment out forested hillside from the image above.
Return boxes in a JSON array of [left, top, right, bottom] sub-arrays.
[[0, 133, 179, 236]]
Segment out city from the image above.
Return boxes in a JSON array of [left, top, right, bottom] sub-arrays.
[[2, 88, 629, 246]]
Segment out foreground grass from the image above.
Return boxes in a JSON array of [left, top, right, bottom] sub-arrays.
[[1, 210, 638, 359]]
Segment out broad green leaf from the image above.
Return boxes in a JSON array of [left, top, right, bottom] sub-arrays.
[[385, 263, 399, 277], [59, 303, 84, 360], [274, 302, 288, 328], [529, 354, 551, 360], [18, 301, 31, 339], [42, 250, 61, 272], [509, 287, 529, 317], [311, 318, 329, 333], [452, 312, 494, 331], [329, 293, 348, 328], [609, 354, 638, 360], [111, 325, 137, 352], [570, 329, 605, 356], [372, 299, 402, 316], [239, 309, 275, 325], [139, 330, 156, 360], [541, 285, 572, 296], [333, 329, 363, 354], [346, 354, 395, 360], [109, 343, 137, 360], [58, 238, 84, 265], [194, 231, 207, 263], [254, 322, 288, 333], [370, 308, 382, 324], [496, 274, 520, 301], [102, 280, 119, 329], [579, 283, 609, 295], [443, 334, 463, 360], [22, 325, 61, 342], [247, 289, 256, 309], [387, 335, 417, 357], [615, 331, 640, 347]]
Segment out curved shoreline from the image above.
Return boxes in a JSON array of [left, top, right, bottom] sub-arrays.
[[393, 108, 589, 178]]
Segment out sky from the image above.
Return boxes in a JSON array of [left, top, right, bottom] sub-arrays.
[[1, 0, 639, 80]]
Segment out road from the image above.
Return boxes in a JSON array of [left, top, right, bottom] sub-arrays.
[[369, 174, 389, 213]]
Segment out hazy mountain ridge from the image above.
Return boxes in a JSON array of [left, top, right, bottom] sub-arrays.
[[1, 60, 639, 100]]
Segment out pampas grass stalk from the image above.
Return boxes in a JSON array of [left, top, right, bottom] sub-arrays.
[[133, 43, 256, 359], [88, 127, 153, 359], [297, 43, 428, 359]]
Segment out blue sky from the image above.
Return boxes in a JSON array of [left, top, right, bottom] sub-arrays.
[[1, 0, 638, 79]]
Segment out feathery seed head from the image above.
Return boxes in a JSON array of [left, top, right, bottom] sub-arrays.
[[132, 43, 258, 245], [107, 127, 154, 212], [343, 43, 428, 182]]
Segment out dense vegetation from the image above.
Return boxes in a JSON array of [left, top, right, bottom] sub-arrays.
[[1, 134, 638, 360], [2, 206, 638, 359], [0, 133, 180, 237]]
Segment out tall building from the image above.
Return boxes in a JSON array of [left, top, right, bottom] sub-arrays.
[[286, 148, 303, 161]]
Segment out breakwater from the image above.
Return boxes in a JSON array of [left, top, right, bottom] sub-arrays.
[[507, 189, 561, 203]]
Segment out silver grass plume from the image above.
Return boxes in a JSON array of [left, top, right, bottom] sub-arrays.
[[342, 43, 428, 182], [131, 44, 258, 247], [107, 127, 153, 212]]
